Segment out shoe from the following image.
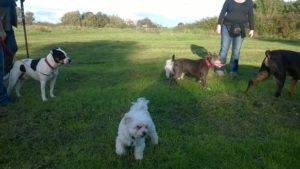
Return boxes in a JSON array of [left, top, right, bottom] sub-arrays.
[[0, 97, 13, 107], [215, 71, 225, 77]]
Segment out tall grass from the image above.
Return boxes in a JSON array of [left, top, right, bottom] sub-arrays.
[[0, 26, 299, 169]]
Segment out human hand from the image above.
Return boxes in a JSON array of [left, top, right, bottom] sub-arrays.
[[216, 24, 221, 34], [249, 30, 254, 38]]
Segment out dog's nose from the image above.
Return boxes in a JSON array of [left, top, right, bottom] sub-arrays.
[[142, 132, 147, 137], [65, 59, 71, 64]]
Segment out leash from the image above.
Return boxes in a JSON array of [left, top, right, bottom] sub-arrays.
[[20, 0, 29, 58]]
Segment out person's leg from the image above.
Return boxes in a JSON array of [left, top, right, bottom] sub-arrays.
[[4, 30, 17, 74], [0, 45, 11, 106], [230, 36, 244, 75], [216, 24, 232, 75]]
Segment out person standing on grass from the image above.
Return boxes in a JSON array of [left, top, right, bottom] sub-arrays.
[[0, 0, 20, 106], [215, 0, 254, 77]]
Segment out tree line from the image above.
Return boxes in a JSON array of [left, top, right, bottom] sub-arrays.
[[175, 0, 300, 38], [19, 0, 300, 38], [16, 9, 161, 30]]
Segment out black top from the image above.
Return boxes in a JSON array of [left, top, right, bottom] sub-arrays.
[[218, 0, 254, 30], [0, 0, 17, 27], [0, 0, 16, 7]]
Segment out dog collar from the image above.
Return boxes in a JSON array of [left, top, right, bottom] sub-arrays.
[[204, 57, 212, 68], [45, 57, 55, 69]]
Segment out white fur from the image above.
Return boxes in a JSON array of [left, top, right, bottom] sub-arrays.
[[7, 48, 71, 101], [164, 59, 174, 78], [115, 97, 158, 160]]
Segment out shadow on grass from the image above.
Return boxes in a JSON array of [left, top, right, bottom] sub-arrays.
[[33, 40, 141, 64], [4, 39, 300, 169]]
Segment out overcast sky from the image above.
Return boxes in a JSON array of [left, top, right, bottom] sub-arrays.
[[18, 0, 225, 27]]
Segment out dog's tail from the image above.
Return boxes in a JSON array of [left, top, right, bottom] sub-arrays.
[[172, 54, 175, 61], [131, 97, 149, 111]]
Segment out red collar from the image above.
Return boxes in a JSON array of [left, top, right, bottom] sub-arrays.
[[45, 57, 55, 69], [204, 57, 212, 68]]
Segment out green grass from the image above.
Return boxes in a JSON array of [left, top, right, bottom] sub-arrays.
[[1, 26, 299, 169]]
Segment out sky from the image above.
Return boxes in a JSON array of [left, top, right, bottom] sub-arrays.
[[17, 0, 224, 27]]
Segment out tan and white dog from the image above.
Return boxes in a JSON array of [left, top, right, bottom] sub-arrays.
[[115, 97, 158, 160], [7, 48, 71, 101]]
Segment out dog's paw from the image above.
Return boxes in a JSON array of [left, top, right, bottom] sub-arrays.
[[116, 145, 126, 155], [50, 94, 56, 98], [152, 139, 158, 145], [151, 133, 159, 144], [134, 152, 143, 160]]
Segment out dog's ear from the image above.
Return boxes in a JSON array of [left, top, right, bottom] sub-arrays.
[[124, 115, 133, 125], [172, 54, 175, 61], [265, 50, 271, 58]]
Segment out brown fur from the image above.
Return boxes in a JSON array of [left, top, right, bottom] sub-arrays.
[[246, 50, 300, 97], [169, 53, 222, 87]]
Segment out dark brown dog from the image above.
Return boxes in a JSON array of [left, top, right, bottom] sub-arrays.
[[169, 53, 223, 86], [246, 50, 300, 97]]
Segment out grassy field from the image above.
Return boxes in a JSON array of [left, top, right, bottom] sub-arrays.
[[0, 26, 299, 169]]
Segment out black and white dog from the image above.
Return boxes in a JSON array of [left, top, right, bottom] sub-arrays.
[[7, 48, 71, 101]]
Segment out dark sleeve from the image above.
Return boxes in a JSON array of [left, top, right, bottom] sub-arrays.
[[248, 0, 254, 30], [217, 0, 230, 25]]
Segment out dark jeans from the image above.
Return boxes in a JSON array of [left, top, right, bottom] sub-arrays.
[[0, 44, 10, 104], [4, 30, 17, 74], [0, 30, 17, 104]]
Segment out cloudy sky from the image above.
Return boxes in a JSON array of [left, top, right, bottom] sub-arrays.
[[18, 0, 224, 27]]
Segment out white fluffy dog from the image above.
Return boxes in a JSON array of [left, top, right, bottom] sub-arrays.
[[164, 59, 174, 78], [115, 97, 158, 160]]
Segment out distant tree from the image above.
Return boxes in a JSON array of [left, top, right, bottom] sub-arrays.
[[255, 0, 285, 16], [95, 12, 110, 28], [16, 7, 22, 23], [125, 19, 136, 28], [177, 22, 184, 27], [25, 11, 34, 25], [254, 0, 300, 37], [136, 18, 162, 33], [16, 7, 35, 25], [81, 12, 98, 27], [106, 15, 126, 28], [137, 18, 158, 28], [61, 11, 81, 26], [283, 0, 300, 12]]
